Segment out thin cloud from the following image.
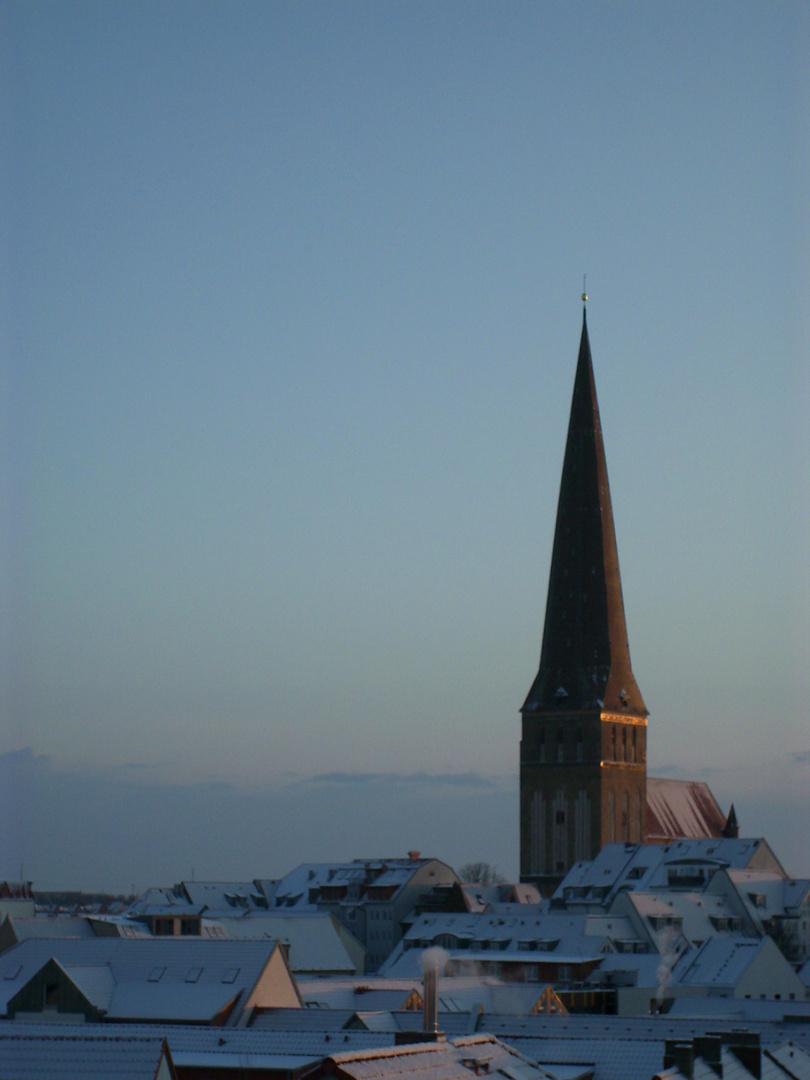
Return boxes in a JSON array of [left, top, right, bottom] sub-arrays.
[[788, 750, 810, 765], [297, 770, 497, 791]]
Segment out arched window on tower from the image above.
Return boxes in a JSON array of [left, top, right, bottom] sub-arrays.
[[621, 726, 627, 762], [557, 728, 564, 763], [576, 726, 583, 762], [622, 790, 630, 842], [631, 727, 637, 763], [606, 789, 615, 844], [612, 726, 617, 761]]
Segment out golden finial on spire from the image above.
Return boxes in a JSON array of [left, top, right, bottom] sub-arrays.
[[582, 274, 588, 303]]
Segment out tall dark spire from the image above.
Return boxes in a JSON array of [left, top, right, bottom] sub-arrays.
[[523, 311, 647, 719]]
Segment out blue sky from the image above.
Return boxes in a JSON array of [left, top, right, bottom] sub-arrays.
[[2, 2, 809, 891]]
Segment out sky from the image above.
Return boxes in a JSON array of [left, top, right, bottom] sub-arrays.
[[2, 2, 809, 892]]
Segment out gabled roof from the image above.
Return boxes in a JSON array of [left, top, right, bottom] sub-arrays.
[[266, 859, 458, 910], [522, 311, 646, 718], [0, 937, 299, 1023], [321, 1033, 559, 1080], [555, 839, 788, 908], [0, 914, 97, 952], [200, 913, 363, 974], [126, 880, 270, 919], [672, 936, 772, 990], [646, 779, 727, 842]]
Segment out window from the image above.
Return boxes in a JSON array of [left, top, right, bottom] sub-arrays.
[[222, 968, 240, 984], [148, 967, 166, 983], [44, 982, 59, 1009], [185, 966, 203, 983], [555, 810, 565, 824]]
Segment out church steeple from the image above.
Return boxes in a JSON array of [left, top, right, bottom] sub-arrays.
[[522, 310, 647, 719], [519, 310, 648, 888]]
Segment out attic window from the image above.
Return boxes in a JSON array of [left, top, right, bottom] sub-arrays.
[[185, 966, 203, 983], [3, 964, 22, 980], [148, 966, 166, 982], [222, 967, 241, 984]]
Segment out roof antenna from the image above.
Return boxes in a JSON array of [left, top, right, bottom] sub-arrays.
[[581, 274, 588, 304]]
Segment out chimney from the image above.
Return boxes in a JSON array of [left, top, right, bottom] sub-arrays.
[[395, 949, 445, 1045], [424, 954, 438, 1034], [664, 1041, 695, 1080]]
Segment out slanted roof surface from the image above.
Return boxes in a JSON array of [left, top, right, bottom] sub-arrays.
[[672, 936, 766, 989], [555, 839, 787, 907], [646, 779, 727, 841], [0, 915, 97, 946], [202, 912, 360, 973], [0, 936, 286, 1021], [0, 1031, 172, 1080], [765, 1042, 810, 1080], [324, 1033, 557, 1080]]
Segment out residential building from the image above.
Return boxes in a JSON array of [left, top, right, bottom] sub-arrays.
[[261, 855, 459, 971], [0, 937, 302, 1025]]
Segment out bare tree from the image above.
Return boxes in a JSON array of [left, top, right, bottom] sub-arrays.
[[458, 861, 506, 884]]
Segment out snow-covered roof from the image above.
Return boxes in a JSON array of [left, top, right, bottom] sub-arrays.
[[266, 859, 458, 910], [0, 937, 292, 1022], [380, 911, 638, 976], [200, 913, 361, 974], [322, 1033, 559, 1080], [0, 1019, 391, 1072], [0, 914, 97, 946], [554, 839, 787, 909], [620, 890, 748, 948], [764, 1042, 810, 1080], [126, 880, 271, 919], [671, 936, 767, 990], [0, 1031, 173, 1080], [294, 977, 421, 1013], [646, 778, 727, 842]]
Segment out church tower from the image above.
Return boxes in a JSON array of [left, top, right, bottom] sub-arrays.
[[520, 308, 648, 889]]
